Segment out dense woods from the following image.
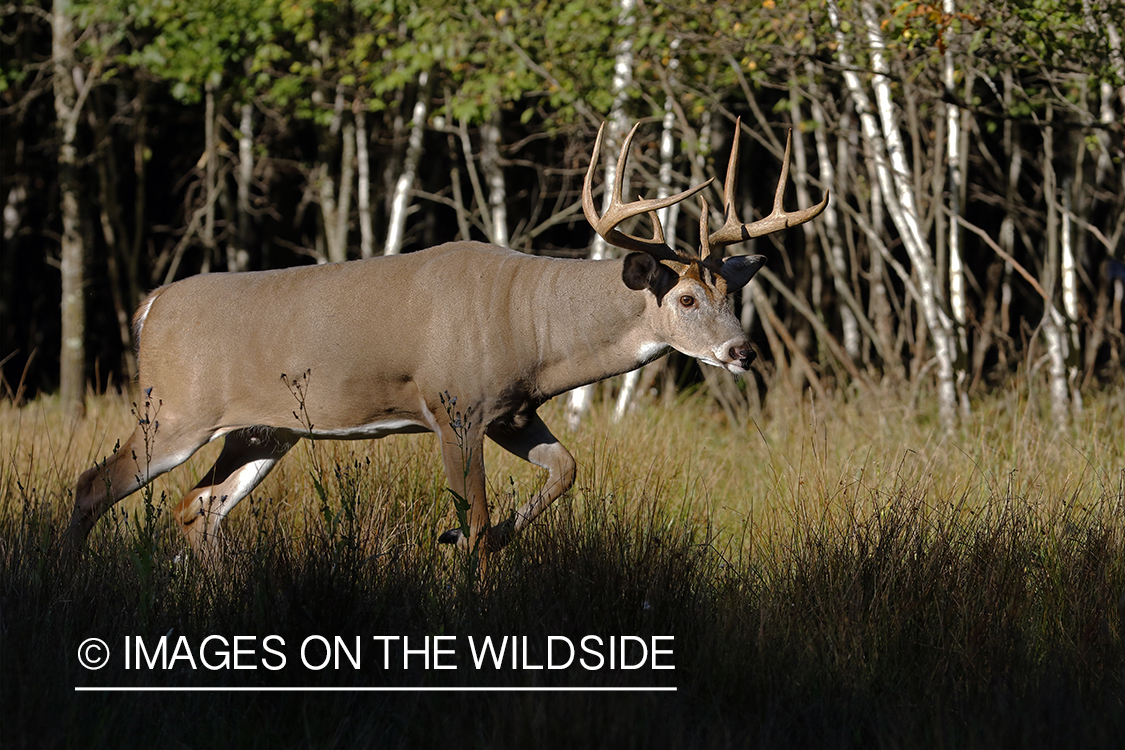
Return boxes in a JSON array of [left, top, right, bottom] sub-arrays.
[[2, 0, 1122, 428]]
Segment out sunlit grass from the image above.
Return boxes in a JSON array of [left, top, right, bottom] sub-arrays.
[[2, 385, 1123, 747]]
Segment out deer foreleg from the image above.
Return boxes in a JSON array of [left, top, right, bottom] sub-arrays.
[[487, 414, 576, 547], [435, 422, 490, 564]]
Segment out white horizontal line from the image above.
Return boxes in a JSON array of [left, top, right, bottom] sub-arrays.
[[76, 686, 676, 693]]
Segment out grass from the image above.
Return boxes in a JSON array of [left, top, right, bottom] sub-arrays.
[[1, 385, 1123, 748]]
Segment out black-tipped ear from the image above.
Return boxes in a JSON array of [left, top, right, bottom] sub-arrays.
[[622, 252, 677, 304], [622, 252, 658, 290], [720, 255, 766, 291]]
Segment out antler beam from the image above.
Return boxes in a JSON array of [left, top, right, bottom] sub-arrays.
[[704, 117, 830, 261], [583, 122, 713, 260]]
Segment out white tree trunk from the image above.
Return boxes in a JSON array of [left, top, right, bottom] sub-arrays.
[[52, 0, 94, 416], [230, 101, 253, 272], [830, 0, 958, 430], [333, 118, 355, 263], [385, 70, 429, 256], [1061, 180, 1079, 326], [53, 0, 87, 417], [356, 107, 374, 258], [943, 0, 969, 415], [315, 164, 338, 264], [943, 0, 965, 335], [614, 37, 679, 423], [568, 0, 634, 430], [1041, 108, 1070, 425], [654, 37, 682, 241], [999, 71, 1019, 336], [481, 111, 508, 247]]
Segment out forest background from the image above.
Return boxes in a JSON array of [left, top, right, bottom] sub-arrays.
[[2, 3, 1124, 745], [1, 0, 1123, 427]]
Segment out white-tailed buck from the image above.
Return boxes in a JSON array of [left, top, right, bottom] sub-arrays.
[[70, 117, 826, 567]]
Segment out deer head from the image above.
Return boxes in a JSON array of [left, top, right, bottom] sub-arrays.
[[582, 116, 829, 372]]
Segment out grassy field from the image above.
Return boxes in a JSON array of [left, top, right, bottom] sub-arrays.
[[2, 384, 1123, 748]]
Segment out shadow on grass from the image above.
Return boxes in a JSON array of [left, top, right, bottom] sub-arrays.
[[2, 460, 1123, 749]]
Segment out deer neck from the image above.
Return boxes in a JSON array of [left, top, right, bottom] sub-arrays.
[[531, 259, 667, 400]]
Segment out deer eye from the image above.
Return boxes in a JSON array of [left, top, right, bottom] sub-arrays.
[[679, 295, 696, 308]]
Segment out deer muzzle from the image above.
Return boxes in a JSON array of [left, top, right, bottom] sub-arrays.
[[717, 338, 755, 373]]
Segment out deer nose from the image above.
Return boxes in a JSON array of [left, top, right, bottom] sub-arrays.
[[730, 343, 754, 367]]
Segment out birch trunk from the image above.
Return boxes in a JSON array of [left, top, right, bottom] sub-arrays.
[[481, 111, 508, 247], [230, 101, 253, 272], [829, 0, 958, 429], [568, 0, 634, 430], [1041, 106, 1070, 426], [356, 107, 374, 258], [999, 71, 1019, 342], [943, 0, 969, 415], [863, 115, 897, 375], [457, 118, 494, 241], [53, 0, 86, 417], [1061, 178, 1082, 415], [614, 38, 679, 422], [384, 70, 429, 256], [335, 117, 355, 261], [314, 90, 353, 264]]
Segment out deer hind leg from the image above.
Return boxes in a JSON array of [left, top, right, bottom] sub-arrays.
[[70, 424, 208, 550], [175, 428, 297, 554], [485, 413, 576, 548]]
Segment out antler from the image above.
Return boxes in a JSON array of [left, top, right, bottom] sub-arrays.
[[703, 117, 830, 261], [584, 122, 713, 260]]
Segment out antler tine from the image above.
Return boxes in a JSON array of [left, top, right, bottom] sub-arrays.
[[698, 195, 712, 260], [700, 116, 744, 263], [581, 122, 609, 231], [706, 125, 830, 254], [583, 121, 714, 259]]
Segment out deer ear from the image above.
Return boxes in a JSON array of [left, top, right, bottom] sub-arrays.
[[622, 252, 657, 290], [719, 255, 766, 292], [622, 252, 677, 304]]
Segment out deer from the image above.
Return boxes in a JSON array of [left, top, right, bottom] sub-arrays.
[[69, 117, 827, 570]]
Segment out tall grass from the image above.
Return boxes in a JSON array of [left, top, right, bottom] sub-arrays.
[[1, 387, 1123, 748]]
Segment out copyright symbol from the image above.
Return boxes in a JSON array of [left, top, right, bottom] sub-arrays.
[[78, 638, 110, 670]]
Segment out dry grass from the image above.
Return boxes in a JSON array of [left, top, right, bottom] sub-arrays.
[[1, 385, 1123, 748]]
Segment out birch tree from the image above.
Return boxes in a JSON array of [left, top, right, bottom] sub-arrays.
[[53, 0, 92, 416], [613, 37, 683, 422], [942, 0, 969, 414], [828, 0, 959, 430], [355, 103, 375, 259], [567, 0, 635, 430], [231, 101, 254, 273], [480, 111, 508, 247], [384, 70, 430, 256], [1040, 104, 1071, 425]]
